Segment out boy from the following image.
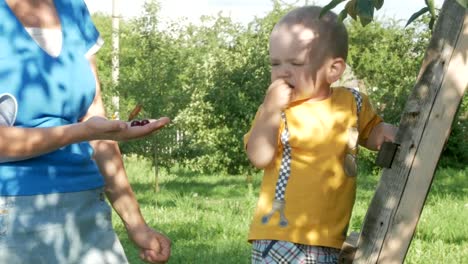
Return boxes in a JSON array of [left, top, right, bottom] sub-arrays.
[[244, 6, 397, 264]]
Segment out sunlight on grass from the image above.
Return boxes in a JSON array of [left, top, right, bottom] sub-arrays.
[[114, 155, 467, 263]]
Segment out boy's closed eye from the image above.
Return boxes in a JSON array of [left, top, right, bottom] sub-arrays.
[[291, 61, 304, 66], [270, 61, 305, 66], [270, 60, 280, 66]]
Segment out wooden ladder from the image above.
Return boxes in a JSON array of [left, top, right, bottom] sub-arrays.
[[339, 0, 468, 263]]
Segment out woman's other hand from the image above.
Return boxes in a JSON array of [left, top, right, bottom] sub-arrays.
[[126, 224, 171, 263]]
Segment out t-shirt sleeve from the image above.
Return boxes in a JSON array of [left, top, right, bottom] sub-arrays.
[[85, 37, 104, 59], [358, 93, 383, 145], [77, 0, 103, 56]]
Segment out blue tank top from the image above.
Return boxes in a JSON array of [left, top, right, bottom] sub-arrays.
[[0, 0, 104, 195]]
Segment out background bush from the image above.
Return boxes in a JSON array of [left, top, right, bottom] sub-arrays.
[[93, 0, 466, 174]]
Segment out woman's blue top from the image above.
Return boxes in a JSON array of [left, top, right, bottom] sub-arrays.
[[0, 0, 104, 195]]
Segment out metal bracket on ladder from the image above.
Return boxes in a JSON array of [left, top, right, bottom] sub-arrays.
[[375, 141, 399, 168]]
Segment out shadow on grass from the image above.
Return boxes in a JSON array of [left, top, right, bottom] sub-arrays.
[[356, 166, 467, 200], [130, 170, 261, 207]]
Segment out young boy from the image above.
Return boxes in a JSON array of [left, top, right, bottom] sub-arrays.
[[244, 6, 397, 263]]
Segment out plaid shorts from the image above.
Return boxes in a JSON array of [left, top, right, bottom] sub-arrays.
[[252, 240, 339, 264]]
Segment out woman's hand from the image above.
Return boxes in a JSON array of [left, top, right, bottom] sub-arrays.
[[126, 224, 171, 263], [83, 116, 170, 142]]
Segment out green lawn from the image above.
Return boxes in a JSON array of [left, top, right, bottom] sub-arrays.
[[113, 155, 468, 263]]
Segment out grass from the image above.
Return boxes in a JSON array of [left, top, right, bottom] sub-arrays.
[[113, 155, 468, 263]]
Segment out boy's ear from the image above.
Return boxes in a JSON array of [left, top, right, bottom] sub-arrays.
[[326, 58, 346, 84]]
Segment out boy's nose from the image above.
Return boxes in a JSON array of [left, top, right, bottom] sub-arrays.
[[276, 66, 292, 78]]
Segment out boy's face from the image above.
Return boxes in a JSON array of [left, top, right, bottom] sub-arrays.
[[269, 23, 329, 102]]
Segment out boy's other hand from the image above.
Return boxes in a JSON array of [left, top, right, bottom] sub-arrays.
[[263, 79, 294, 113], [366, 122, 398, 151], [382, 123, 398, 145]]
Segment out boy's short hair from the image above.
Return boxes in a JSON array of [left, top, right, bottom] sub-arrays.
[[275, 6, 348, 61]]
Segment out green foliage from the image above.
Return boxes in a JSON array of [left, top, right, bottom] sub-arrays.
[[321, 0, 347, 18], [372, 0, 384, 10], [346, 18, 431, 123], [356, 0, 375, 26], [346, 15, 466, 168], [323, 0, 380, 26], [405, 7, 430, 28], [93, 1, 465, 174], [327, 0, 439, 29], [456, 0, 468, 8], [439, 95, 468, 168], [405, 0, 438, 31], [425, 0, 436, 17], [91, 14, 116, 96], [345, 0, 358, 20]]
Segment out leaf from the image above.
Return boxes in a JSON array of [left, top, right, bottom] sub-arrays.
[[356, 0, 374, 26], [128, 103, 143, 121], [338, 9, 348, 22], [345, 0, 358, 20], [456, 0, 468, 8], [424, 0, 436, 17], [372, 0, 384, 10], [405, 7, 429, 28], [320, 0, 346, 18]]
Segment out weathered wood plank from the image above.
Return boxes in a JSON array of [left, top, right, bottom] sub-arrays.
[[351, 0, 468, 263], [339, 232, 360, 264]]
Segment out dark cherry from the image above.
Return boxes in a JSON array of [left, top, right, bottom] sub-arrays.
[[140, 119, 150, 126], [130, 120, 141, 127]]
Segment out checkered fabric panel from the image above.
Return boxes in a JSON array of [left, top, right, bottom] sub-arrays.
[[346, 88, 362, 116], [274, 112, 292, 201]]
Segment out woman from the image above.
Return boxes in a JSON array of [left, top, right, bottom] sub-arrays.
[[0, 0, 171, 263]]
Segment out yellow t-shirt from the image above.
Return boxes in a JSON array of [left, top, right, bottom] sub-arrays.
[[244, 87, 383, 249]]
